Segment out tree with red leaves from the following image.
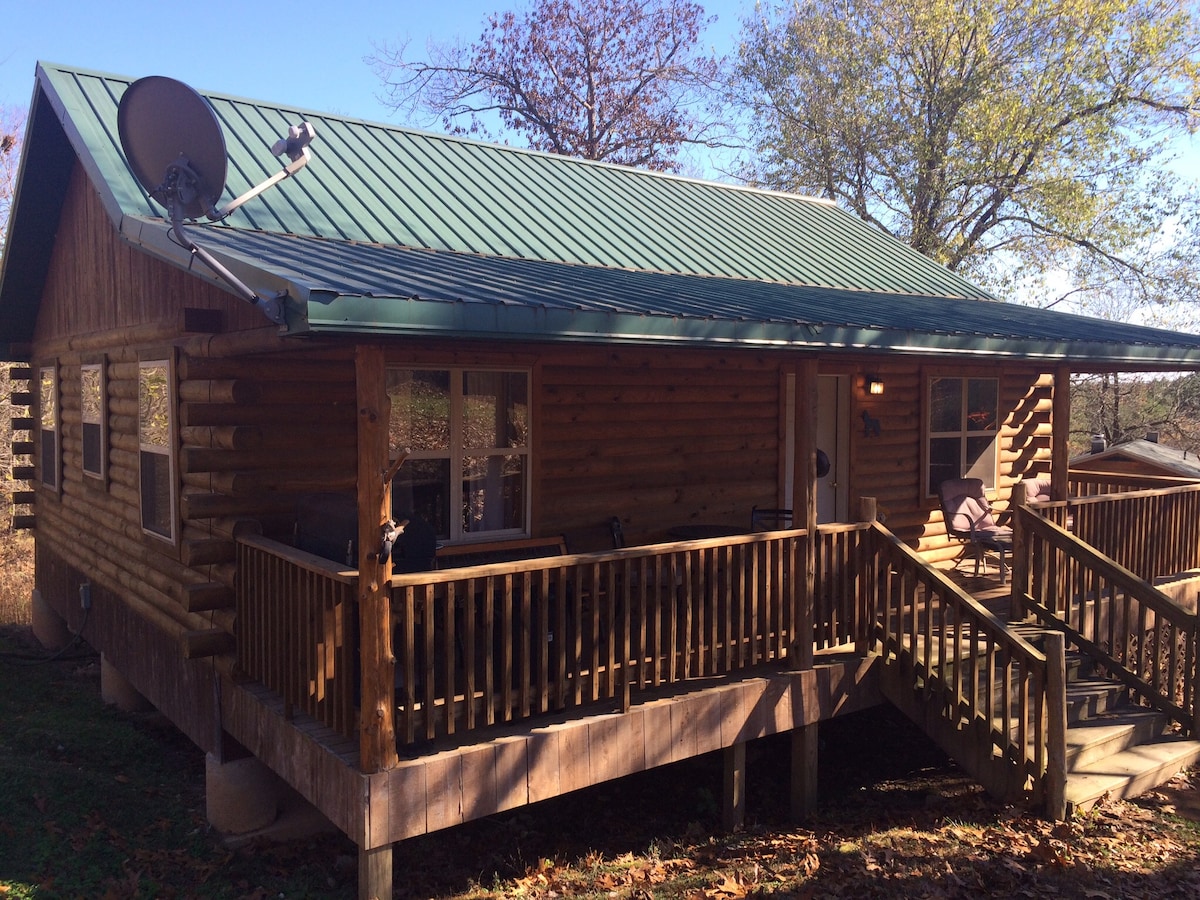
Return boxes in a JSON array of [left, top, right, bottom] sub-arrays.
[[370, 0, 728, 172]]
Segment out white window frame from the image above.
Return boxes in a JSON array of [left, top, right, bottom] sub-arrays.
[[925, 374, 1000, 497], [38, 364, 60, 492], [138, 358, 177, 543], [387, 366, 531, 544], [81, 361, 107, 481]]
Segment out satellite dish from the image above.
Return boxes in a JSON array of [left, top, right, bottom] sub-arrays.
[[116, 75, 317, 325], [118, 76, 227, 220]]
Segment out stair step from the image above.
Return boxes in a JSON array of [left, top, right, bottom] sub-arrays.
[[1064, 678, 1128, 723], [1064, 735, 1200, 816], [1065, 708, 1169, 769]]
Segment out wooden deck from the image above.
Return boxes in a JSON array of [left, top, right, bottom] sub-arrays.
[[223, 525, 1031, 848], [222, 648, 884, 848], [941, 566, 1013, 618]]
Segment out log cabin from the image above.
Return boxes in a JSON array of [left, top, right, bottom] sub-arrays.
[[4, 63, 1200, 898]]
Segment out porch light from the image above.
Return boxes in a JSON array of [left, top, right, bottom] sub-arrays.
[[867, 376, 885, 396]]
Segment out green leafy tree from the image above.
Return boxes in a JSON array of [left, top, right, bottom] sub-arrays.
[[736, 0, 1200, 311], [370, 0, 728, 171]]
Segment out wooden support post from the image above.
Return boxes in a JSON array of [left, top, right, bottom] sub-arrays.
[[1011, 487, 1028, 622], [1193, 610, 1200, 739], [359, 844, 393, 900], [792, 357, 819, 670], [791, 723, 819, 818], [722, 740, 746, 832], [857, 497, 878, 656], [356, 346, 398, 900], [1051, 366, 1071, 498], [355, 345, 397, 775], [1044, 631, 1067, 821]]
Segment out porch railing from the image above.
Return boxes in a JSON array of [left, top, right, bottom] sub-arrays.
[[235, 535, 358, 737], [869, 520, 1056, 805], [234, 525, 885, 747], [813, 522, 875, 651], [1014, 506, 1200, 736], [390, 531, 806, 746], [229, 485, 1198, 810], [1048, 481, 1200, 581]]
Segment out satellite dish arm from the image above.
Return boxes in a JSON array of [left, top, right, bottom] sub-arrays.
[[213, 122, 315, 222], [167, 202, 287, 325]]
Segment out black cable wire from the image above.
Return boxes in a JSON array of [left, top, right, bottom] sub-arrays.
[[0, 604, 97, 666]]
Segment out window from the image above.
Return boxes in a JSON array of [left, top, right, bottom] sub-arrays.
[[926, 375, 999, 496], [39, 365, 59, 490], [387, 368, 530, 543], [138, 360, 176, 541], [81, 362, 106, 480]]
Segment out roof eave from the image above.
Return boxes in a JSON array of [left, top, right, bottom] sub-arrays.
[[298, 292, 1200, 365]]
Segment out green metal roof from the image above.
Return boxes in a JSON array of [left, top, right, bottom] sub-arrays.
[[4, 61, 1200, 366]]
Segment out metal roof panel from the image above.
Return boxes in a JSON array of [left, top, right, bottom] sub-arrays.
[[27, 62, 996, 299]]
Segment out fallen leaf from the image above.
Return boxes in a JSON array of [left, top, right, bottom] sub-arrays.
[[705, 872, 747, 899]]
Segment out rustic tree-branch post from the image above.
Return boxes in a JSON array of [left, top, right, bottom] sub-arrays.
[[355, 345, 398, 899], [356, 345, 398, 771]]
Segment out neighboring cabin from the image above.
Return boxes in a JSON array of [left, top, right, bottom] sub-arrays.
[[4, 63, 1200, 899], [1072, 435, 1200, 482]]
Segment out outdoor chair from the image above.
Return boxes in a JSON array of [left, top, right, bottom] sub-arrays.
[[1022, 478, 1053, 504], [938, 477, 1013, 583], [609, 516, 626, 549], [750, 506, 793, 532]]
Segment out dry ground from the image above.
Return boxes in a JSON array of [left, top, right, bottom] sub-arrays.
[[381, 708, 1200, 899]]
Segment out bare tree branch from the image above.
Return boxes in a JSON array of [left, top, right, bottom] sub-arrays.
[[369, 0, 730, 172]]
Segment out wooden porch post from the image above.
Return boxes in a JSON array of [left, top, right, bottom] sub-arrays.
[[791, 358, 820, 818], [1051, 366, 1071, 497], [1011, 486, 1029, 622], [856, 497, 878, 656], [722, 741, 746, 831], [356, 344, 398, 772], [355, 346, 396, 900], [791, 724, 819, 818], [1044, 631, 1068, 821], [793, 357, 819, 671]]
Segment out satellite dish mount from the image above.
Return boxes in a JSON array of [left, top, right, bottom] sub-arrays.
[[117, 76, 317, 325]]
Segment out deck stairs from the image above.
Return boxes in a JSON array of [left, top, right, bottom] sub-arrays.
[[879, 621, 1200, 816], [1019, 626, 1200, 815]]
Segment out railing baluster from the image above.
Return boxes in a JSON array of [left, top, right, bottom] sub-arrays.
[[423, 585, 437, 740], [444, 582, 457, 736]]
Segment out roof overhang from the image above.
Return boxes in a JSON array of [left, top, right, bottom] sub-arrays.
[[112, 217, 1200, 368]]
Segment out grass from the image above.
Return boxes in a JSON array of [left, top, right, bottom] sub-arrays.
[[0, 624, 357, 898], [0, 527, 33, 625]]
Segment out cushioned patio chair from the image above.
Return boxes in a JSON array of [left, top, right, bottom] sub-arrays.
[[1022, 478, 1053, 504], [938, 477, 1013, 583]]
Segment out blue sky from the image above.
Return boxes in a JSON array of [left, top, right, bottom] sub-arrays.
[[0, 0, 750, 125]]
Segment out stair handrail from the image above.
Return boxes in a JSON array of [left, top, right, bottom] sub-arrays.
[[1014, 507, 1200, 736], [868, 520, 1062, 811]]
